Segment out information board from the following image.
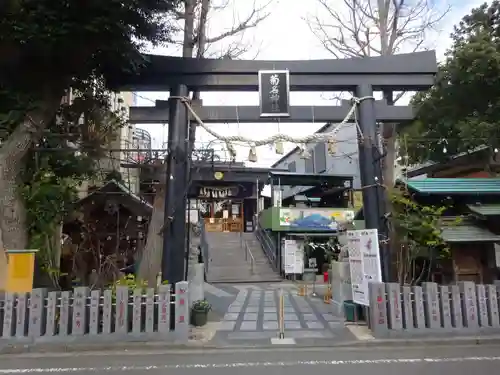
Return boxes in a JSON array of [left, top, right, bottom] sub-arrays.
[[283, 240, 304, 274], [347, 230, 365, 304], [359, 229, 382, 284], [347, 229, 382, 306]]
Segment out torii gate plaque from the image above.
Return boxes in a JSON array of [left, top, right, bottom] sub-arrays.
[[258, 70, 290, 117], [113, 51, 437, 284]]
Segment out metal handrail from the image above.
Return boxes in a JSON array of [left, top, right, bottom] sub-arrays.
[[255, 222, 277, 268], [244, 241, 255, 275], [240, 232, 255, 275]]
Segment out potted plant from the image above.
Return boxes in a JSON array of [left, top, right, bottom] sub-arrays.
[[191, 299, 211, 327]]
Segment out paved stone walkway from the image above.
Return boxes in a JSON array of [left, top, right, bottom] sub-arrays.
[[211, 287, 356, 345]]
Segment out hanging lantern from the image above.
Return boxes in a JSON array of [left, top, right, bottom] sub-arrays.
[[248, 146, 258, 162], [275, 141, 284, 155]]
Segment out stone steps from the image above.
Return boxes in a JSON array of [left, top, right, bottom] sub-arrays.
[[205, 232, 281, 283]]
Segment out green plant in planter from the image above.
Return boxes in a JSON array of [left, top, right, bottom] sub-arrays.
[[191, 299, 211, 327]]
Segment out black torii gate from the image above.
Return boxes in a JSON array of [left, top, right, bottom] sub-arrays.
[[113, 51, 437, 284]]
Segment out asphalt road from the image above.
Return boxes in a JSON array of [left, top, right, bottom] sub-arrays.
[[0, 344, 499, 375]]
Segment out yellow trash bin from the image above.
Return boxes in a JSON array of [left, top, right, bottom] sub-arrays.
[[3, 249, 38, 293]]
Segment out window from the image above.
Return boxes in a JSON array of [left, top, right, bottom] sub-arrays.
[[288, 161, 296, 172]]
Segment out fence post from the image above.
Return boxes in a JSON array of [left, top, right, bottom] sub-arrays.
[[476, 284, 489, 327], [28, 288, 46, 337], [145, 288, 155, 333], [459, 281, 478, 329], [157, 284, 171, 333], [59, 291, 70, 336], [2, 293, 15, 338], [439, 285, 452, 329], [422, 282, 441, 329], [16, 292, 28, 337], [132, 289, 142, 334], [45, 291, 58, 336], [450, 285, 463, 329], [412, 286, 426, 329], [102, 290, 113, 334], [402, 286, 415, 331], [367, 282, 388, 334], [72, 287, 89, 335], [486, 284, 500, 327], [89, 290, 100, 335], [115, 286, 129, 334], [175, 281, 189, 342], [386, 283, 403, 330]]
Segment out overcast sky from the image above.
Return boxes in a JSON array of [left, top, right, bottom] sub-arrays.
[[134, 0, 485, 168]]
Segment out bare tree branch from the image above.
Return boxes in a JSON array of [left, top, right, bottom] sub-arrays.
[[204, 0, 271, 44], [304, 0, 451, 253], [172, 0, 271, 59], [305, 0, 450, 57]]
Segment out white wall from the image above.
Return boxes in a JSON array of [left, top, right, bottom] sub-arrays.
[[271, 123, 362, 199]]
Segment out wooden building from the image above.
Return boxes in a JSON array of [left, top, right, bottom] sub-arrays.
[[61, 179, 152, 288]]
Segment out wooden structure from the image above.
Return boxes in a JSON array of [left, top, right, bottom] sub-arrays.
[[193, 177, 260, 233], [407, 146, 500, 178], [136, 159, 273, 233], [61, 180, 152, 288], [405, 178, 500, 284]]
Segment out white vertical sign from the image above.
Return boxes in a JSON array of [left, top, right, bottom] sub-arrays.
[[360, 229, 382, 284], [283, 239, 304, 274], [294, 242, 304, 274], [347, 230, 365, 305], [347, 229, 382, 306], [283, 240, 296, 274]]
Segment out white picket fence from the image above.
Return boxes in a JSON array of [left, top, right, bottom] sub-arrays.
[[0, 281, 190, 343], [368, 281, 500, 334]]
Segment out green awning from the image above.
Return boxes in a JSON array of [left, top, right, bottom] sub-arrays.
[[441, 224, 500, 243], [406, 178, 500, 195], [467, 204, 500, 217]]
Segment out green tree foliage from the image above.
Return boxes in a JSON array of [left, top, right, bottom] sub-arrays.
[[403, 1, 500, 164], [390, 187, 455, 284], [0, 0, 178, 95], [0, 0, 180, 253]]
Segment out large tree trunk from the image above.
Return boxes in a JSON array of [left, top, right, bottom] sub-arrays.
[[136, 0, 197, 284], [137, 165, 166, 286], [0, 93, 62, 281]]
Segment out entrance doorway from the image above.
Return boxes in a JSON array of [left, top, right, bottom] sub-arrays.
[[201, 199, 243, 232]]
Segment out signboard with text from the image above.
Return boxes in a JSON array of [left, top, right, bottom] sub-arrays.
[[258, 70, 290, 117], [279, 208, 354, 231], [359, 229, 382, 284], [282, 239, 304, 274], [347, 229, 382, 306], [347, 231, 365, 305]]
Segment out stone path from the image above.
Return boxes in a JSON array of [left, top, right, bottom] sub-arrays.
[[211, 287, 357, 345]]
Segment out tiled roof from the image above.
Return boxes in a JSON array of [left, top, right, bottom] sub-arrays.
[[441, 224, 500, 243], [467, 204, 500, 217]]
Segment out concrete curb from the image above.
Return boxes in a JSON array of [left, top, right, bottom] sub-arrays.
[[1, 335, 500, 355]]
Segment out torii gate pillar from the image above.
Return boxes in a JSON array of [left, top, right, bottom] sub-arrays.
[[356, 84, 390, 281], [162, 84, 189, 284]]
